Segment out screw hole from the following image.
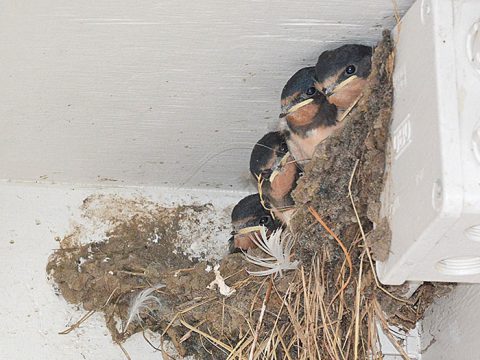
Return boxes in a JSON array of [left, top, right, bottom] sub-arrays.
[[420, 0, 432, 24], [473, 127, 480, 163], [466, 224, 480, 242], [436, 256, 480, 276], [467, 21, 480, 73]]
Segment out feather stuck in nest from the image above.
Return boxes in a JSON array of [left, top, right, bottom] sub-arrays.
[[125, 283, 165, 330], [244, 227, 299, 277]]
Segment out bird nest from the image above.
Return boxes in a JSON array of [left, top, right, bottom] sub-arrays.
[[47, 31, 452, 359]]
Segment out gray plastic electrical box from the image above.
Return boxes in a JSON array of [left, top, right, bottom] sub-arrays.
[[378, 0, 480, 285]]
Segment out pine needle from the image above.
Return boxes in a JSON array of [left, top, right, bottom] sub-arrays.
[[307, 206, 352, 304]]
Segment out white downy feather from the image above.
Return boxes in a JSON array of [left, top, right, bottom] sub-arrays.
[[125, 283, 165, 330], [244, 227, 299, 278]]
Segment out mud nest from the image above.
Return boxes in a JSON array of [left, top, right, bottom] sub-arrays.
[[48, 32, 452, 360]]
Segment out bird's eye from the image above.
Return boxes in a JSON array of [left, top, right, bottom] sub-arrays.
[[298, 172, 304, 177], [345, 65, 356, 75], [261, 169, 272, 180], [305, 87, 316, 96], [259, 216, 270, 225], [279, 142, 288, 153]]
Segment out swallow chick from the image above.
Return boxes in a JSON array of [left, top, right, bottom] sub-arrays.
[[229, 193, 280, 253], [249, 131, 300, 225], [279, 67, 338, 165], [315, 44, 373, 111]]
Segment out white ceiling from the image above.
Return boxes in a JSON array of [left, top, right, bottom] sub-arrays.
[[0, 0, 414, 191]]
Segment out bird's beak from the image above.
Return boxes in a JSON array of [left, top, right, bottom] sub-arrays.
[[269, 152, 290, 182], [237, 225, 263, 235], [230, 227, 264, 252], [279, 98, 314, 118], [228, 236, 241, 253], [327, 75, 358, 96], [269, 169, 280, 182]]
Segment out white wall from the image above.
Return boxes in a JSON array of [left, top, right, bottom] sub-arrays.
[[0, 0, 414, 191], [422, 284, 480, 359]]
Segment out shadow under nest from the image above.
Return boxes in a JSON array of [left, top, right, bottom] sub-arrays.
[[47, 31, 452, 360]]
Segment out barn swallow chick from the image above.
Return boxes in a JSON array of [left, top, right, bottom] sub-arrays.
[[315, 44, 372, 111], [249, 131, 300, 225], [229, 193, 280, 253], [279, 67, 338, 165]]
